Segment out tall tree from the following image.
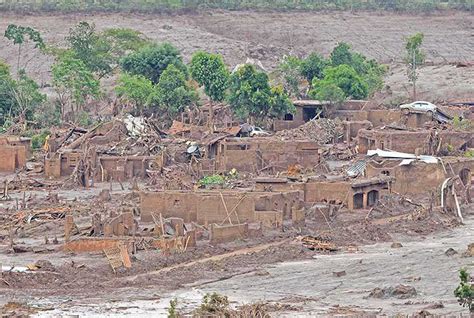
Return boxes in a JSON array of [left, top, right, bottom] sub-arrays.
[[300, 52, 329, 85], [277, 55, 302, 97], [228, 64, 293, 122], [115, 73, 154, 114], [52, 54, 100, 119], [190, 51, 229, 128], [66, 22, 113, 77], [4, 24, 45, 73], [151, 64, 196, 120], [311, 65, 368, 100], [405, 32, 425, 100]]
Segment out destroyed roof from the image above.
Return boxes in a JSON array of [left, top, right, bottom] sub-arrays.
[[367, 149, 439, 164], [350, 176, 393, 188]]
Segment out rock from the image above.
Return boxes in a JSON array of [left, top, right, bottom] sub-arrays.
[[391, 242, 403, 248], [444, 248, 457, 256], [333, 270, 346, 277], [423, 301, 444, 309], [369, 284, 416, 299]]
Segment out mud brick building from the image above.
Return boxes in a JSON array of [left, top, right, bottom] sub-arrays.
[[214, 137, 320, 173], [358, 129, 473, 154], [0, 135, 31, 172]]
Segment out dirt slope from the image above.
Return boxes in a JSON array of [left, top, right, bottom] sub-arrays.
[[0, 11, 472, 101]]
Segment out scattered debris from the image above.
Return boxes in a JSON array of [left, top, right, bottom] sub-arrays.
[[369, 284, 417, 299]]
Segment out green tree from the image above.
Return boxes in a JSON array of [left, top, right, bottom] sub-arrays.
[[313, 65, 369, 100], [52, 54, 100, 119], [269, 85, 295, 118], [330, 42, 353, 67], [120, 43, 187, 84], [151, 64, 195, 119], [309, 81, 346, 105], [300, 52, 329, 85], [0, 62, 45, 130], [190, 51, 229, 102], [4, 24, 45, 72], [190, 51, 229, 128], [228, 64, 293, 121], [102, 28, 149, 57], [277, 55, 302, 97], [454, 268, 473, 312], [405, 32, 425, 100], [66, 21, 114, 77], [115, 73, 155, 114]]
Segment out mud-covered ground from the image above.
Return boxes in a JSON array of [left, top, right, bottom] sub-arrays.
[[0, 11, 473, 102]]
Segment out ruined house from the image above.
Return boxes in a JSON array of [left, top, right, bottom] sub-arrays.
[[0, 135, 31, 172]]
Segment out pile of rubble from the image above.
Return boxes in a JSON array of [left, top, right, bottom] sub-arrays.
[[275, 118, 344, 144]]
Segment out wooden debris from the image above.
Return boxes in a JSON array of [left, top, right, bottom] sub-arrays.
[[300, 236, 338, 252]]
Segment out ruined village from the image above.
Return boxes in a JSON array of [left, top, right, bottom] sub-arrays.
[[0, 2, 473, 317]]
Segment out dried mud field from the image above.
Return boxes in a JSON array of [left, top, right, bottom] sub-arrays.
[[0, 11, 473, 101]]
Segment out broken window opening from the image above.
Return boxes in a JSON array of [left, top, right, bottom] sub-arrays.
[[284, 113, 294, 121], [367, 190, 379, 207], [353, 193, 364, 209]]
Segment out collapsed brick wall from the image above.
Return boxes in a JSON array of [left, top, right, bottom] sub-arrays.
[[140, 190, 302, 225], [216, 139, 320, 173], [210, 223, 249, 244], [0, 145, 27, 172]]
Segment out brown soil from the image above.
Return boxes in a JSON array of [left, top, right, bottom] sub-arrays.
[[0, 11, 472, 101]]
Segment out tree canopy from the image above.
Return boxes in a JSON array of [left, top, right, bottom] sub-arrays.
[[151, 64, 196, 119], [190, 51, 229, 102], [228, 64, 293, 121], [120, 43, 187, 84], [300, 53, 329, 84]]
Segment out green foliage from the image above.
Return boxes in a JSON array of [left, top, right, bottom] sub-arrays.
[[102, 28, 148, 57], [77, 110, 94, 127], [454, 268, 473, 312], [0, 64, 46, 128], [151, 64, 195, 118], [277, 55, 303, 97], [228, 64, 293, 121], [4, 24, 45, 49], [116, 73, 155, 113], [4, 24, 45, 71], [32, 102, 61, 128], [199, 174, 225, 187], [52, 54, 100, 113], [269, 85, 295, 117], [329, 43, 386, 96], [300, 53, 329, 84], [405, 32, 425, 97], [330, 42, 353, 67], [120, 43, 187, 84], [190, 51, 229, 102], [1, 0, 471, 13], [464, 150, 474, 158], [66, 22, 114, 77], [313, 65, 368, 100], [453, 116, 474, 131], [196, 292, 230, 315], [31, 129, 50, 149], [167, 298, 179, 318], [309, 81, 346, 105]]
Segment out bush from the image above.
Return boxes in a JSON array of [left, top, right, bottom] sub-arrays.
[[454, 268, 473, 312], [31, 130, 50, 149]]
